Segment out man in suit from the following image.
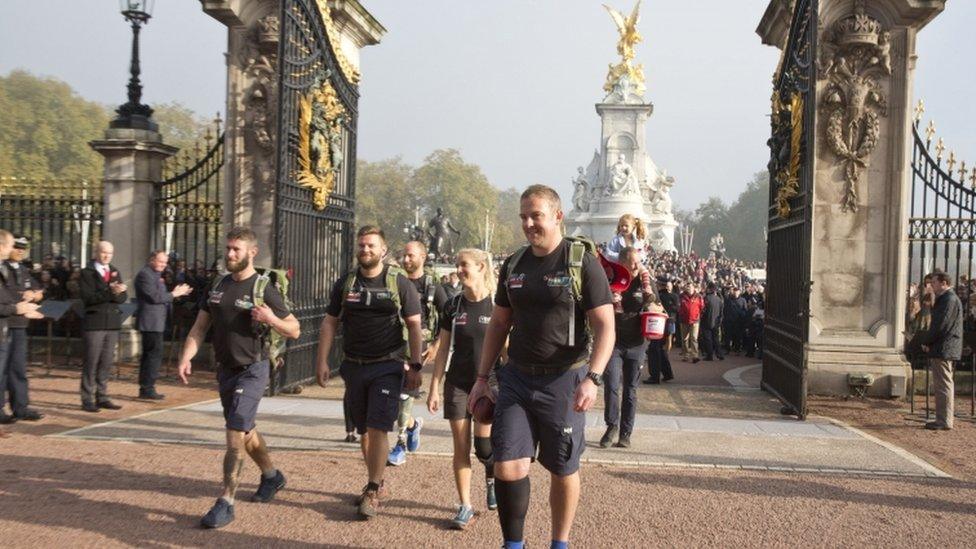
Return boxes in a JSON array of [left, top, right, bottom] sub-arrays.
[[0, 236, 46, 423], [920, 271, 964, 430], [700, 283, 725, 361], [79, 240, 128, 412], [134, 250, 191, 400]]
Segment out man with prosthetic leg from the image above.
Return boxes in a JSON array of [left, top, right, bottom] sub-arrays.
[[316, 225, 424, 519], [469, 185, 615, 549], [177, 227, 301, 529]]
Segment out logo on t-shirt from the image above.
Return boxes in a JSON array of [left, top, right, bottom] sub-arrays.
[[544, 273, 570, 287], [209, 291, 224, 305], [479, 315, 491, 324], [508, 273, 525, 289], [455, 312, 468, 326], [346, 291, 362, 303]]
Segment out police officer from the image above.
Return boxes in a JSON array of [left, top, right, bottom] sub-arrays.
[[315, 225, 424, 520], [601, 246, 656, 449], [177, 227, 301, 529], [468, 185, 614, 549], [388, 240, 447, 466], [0, 230, 42, 427], [0, 235, 45, 423]]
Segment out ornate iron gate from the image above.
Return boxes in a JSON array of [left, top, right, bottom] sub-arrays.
[[762, 0, 817, 419], [154, 127, 224, 272], [273, 0, 357, 392]]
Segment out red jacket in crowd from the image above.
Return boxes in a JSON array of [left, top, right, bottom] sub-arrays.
[[679, 292, 705, 324]]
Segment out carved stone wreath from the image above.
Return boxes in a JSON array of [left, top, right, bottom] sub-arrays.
[[297, 74, 347, 210]]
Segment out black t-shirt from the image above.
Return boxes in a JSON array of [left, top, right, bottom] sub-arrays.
[[615, 276, 646, 348], [325, 265, 422, 359], [440, 294, 495, 389], [496, 239, 613, 366], [410, 274, 448, 342], [202, 272, 290, 369]]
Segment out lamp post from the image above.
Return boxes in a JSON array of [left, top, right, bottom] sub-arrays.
[[111, 0, 157, 131]]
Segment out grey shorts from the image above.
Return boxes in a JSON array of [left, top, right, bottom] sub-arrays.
[[217, 360, 269, 432], [443, 379, 473, 421], [491, 362, 587, 476], [341, 360, 404, 435]]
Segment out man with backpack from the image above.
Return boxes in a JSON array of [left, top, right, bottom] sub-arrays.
[[315, 225, 424, 519], [177, 227, 301, 529], [388, 240, 447, 466], [468, 185, 614, 549]]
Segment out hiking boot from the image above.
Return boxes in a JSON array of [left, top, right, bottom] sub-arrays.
[[200, 498, 235, 529], [452, 504, 477, 530], [387, 441, 407, 466], [406, 417, 423, 452], [358, 487, 381, 519], [599, 425, 618, 449], [614, 435, 631, 448], [486, 478, 497, 510], [252, 470, 286, 502]]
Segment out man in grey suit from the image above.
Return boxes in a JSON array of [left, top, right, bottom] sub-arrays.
[[920, 271, 964, 430], [135, 251, 191, 400]]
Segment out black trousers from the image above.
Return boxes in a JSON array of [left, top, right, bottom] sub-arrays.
[[139, 331, 164, 394], [700, 325, 723, 359], [646, 338, 673, 382], [2, 328, 30, 415], [603, 343, 646, 437]]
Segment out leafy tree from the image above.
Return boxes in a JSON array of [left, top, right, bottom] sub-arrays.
[[355, 157, 417, 250], [0, 70, 109, 181], [679, 171, 770, 261], [153, 102, 217, 158]]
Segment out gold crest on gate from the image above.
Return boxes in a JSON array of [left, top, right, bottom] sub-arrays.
[[297, 73, 347, 210]]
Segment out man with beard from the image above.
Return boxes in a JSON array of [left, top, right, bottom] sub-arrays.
[[316, 225, 424, 519], [468, 185, 614, 549], [177, 227, 301, 529], [388, 240, 447, 466]]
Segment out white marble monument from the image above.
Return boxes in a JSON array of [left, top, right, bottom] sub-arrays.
[[565, 1, 678, 251]]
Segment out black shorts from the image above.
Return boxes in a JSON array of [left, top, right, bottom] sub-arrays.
[[491, 362, 587, 476], [443, 379, 473, 421], [217, 360, 269, 433], [341, 360, 404, 435]]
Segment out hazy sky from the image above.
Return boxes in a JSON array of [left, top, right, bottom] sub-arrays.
[[1, 1, 973, 211]]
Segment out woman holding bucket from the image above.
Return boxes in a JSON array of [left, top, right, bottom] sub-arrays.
[[600, 246, 659, 449]]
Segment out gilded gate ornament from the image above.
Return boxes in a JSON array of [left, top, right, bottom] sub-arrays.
[[819, 0, 890, 213], [297, 73, 347, 210]]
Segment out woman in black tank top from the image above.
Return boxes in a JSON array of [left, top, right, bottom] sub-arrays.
[[427, 248, 503, 529]]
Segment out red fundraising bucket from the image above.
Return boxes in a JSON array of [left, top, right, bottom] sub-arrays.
[[641, 311, 668, 340]]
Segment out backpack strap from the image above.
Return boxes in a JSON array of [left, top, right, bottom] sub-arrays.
[[567, 240, 587, 347], [252, 272, 270, 309], [502, 246, 529, 289], [338, 269, 358, 320], [443, 292, 464, 373], [385, 266, 407, 343]]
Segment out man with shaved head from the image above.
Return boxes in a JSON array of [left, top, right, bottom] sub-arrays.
[[79, 240, 128, 412]]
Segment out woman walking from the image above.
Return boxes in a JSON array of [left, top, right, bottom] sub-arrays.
[[428, 248, 500, 529]]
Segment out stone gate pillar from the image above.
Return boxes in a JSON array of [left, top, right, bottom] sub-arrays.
[[90, 127, 178, 358], [759, 0, 946, 396]]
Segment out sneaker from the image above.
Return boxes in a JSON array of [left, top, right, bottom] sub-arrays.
[[486, 478, 497, 510], [599, 425, 618, 449], [252, 470, 286, 502], [15, 408, 44, 421], [354, 483, 388, 506], [452, 504, 477, 530], [387, 441, 407, 466], [358, 487, 381, 519], [200, 498, 235, 529], [614, 435, 631, 448], [406, 417, 423, 452], [344, 432, 358, 443]]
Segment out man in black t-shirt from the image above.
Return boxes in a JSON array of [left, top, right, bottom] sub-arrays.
[[468, 185, 615, 549], [316, 225, 424, 520], [388, 240, 447, 466], [177, 227, 300, 530]]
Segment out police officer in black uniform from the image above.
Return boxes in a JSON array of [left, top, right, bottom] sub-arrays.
[[0, 235, 45, 423], [0, 230, 42, 428], [468, 185, 614, 549], [178, 227, 301, 529], [315, 225, 424, 520]]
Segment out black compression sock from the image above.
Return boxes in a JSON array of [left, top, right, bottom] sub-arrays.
[[495, 477, 530, 542]]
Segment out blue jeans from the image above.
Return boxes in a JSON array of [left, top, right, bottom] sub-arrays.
[[603, 343, 647, 436]]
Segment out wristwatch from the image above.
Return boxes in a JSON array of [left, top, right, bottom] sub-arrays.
[[408, 362, 423, 372], [585, 371, 603, 386]]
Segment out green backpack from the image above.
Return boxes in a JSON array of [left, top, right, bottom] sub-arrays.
[[211, 267, 292, 369], [417, 270, 441, 343], [340, 265, 410, 343], [502, 235, 598, 346]]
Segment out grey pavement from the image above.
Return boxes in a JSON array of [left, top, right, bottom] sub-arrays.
[[52, 395, 948, 478]]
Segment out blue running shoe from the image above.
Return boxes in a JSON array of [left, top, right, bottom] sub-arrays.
[[452, 504, 476, 530], [200, 498, 235, 529], [406, 417, 423, 452], [387, 441, 407, 466], [486, 478, 497, 510]]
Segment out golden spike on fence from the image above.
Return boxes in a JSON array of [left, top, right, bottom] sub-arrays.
[[925, 120, 936, 145], [204, 125, 213, 146], [970, 169, 976, 189], [914, 100, 924, 125], [960, 161, 968, 183], [194, 139, 202, 158], [947, 151, 957, 174], [214, 112, 223, 135], [936, 138, 946, 162]]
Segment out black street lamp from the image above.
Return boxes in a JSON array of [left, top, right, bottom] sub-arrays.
[[111, 0, 157, 131]]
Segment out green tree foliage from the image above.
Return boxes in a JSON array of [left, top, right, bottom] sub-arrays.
[[681, 171, 770, 261], [153, 102, 216, 156], [355, 157, 417, 250], [0, 70, 109, 180]]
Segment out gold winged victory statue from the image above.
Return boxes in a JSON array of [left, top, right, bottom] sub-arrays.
[[603, 1, 646, 98]]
